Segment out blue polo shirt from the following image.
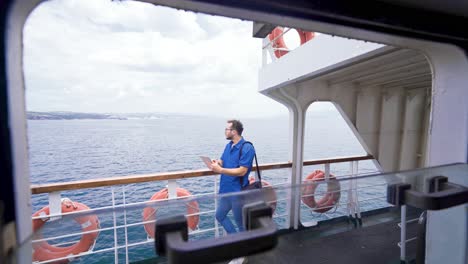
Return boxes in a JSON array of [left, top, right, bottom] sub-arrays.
[[219, 138, 255, 194]]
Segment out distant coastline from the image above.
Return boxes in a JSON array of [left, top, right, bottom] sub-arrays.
[[27, 111, 127, 120], [26, 111, 202, 120]]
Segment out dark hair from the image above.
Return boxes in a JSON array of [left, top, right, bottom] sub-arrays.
[[227, 119, 244, 135]]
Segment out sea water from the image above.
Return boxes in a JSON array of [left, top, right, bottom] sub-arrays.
[[28, 111, 381, 263]]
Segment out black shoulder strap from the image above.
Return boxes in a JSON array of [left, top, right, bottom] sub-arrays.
[[239, 141, 261, 185]]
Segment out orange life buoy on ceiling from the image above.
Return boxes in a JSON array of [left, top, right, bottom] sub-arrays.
[[32, 199, 100, 263], [301, 170, 341, 213], [142, 187, 200, 238], [246, 177, 277, 212], [268, 27, 315, 58]]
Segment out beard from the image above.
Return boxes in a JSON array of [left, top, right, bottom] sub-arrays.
[[226, 135, 233, 140]]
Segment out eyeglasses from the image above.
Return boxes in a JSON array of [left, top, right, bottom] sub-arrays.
[[225, 128, 234, 131]]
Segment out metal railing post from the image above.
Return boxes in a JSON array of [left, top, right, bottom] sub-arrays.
[[123, 186, 129, 264], [353, 161, 362, 222], [111, 187, 119, 264], [168, 179, 178, 199], [347, 162, 355, 220], [400, 205, 407, 262], [48, 191, 61, 221], [214, 175, 220, 237], [324, 163, 330, 180]]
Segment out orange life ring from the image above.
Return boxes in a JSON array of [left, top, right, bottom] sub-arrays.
[[142, 188, 200, 238], [301, 170, 341, 213], [247, 177, 277, 212], [32, 199, 100, 263], [268, 27, 315, 58]]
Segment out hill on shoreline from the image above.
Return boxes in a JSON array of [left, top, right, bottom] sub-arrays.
[[26, 111, 182, 120]]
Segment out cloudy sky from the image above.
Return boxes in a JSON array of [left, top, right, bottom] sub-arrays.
[[23, 0, 296, 118]]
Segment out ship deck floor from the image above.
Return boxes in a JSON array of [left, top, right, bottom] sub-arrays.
[[136, 208, 420, 264], [244, 211, 419, 264], [223, 207, 421, 264]]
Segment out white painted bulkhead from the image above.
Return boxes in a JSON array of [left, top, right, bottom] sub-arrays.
[[260, 45, 432, 173], [259, 34, 467, 263]]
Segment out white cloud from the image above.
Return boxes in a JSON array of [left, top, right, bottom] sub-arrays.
[[23, 0, 289, 118]]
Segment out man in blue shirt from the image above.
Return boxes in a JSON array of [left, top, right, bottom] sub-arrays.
[[210, 120, 255, 234]]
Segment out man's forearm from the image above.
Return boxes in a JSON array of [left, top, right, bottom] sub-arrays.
[[219, 167, 247, 176]]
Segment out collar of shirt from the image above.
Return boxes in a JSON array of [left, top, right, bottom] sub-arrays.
[[229, 137, 245, 151]]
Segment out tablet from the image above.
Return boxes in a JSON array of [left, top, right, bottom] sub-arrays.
[[200, 156, 212, 168]]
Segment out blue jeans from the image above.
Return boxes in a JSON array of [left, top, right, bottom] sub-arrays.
[[215, 196, 244, 234]]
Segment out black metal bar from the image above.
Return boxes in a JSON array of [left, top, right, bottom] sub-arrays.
[[387, 183, 411, 206], [155, 202, 277, 264], [154, 215, 188, 256], [404, 182, 468, 210], [387, 177, 468, 210], [427, 176, 448, 193]]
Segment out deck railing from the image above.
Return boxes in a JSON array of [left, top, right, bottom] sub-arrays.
[[31, 155, 374, 194], [30, 155, 379, 264]]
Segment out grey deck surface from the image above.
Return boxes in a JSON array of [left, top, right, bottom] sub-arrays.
[[245, 218, 417, 264], [135, 209, 420, 264]]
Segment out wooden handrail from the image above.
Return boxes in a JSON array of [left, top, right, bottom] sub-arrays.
[[30, 155, 373, 194]]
